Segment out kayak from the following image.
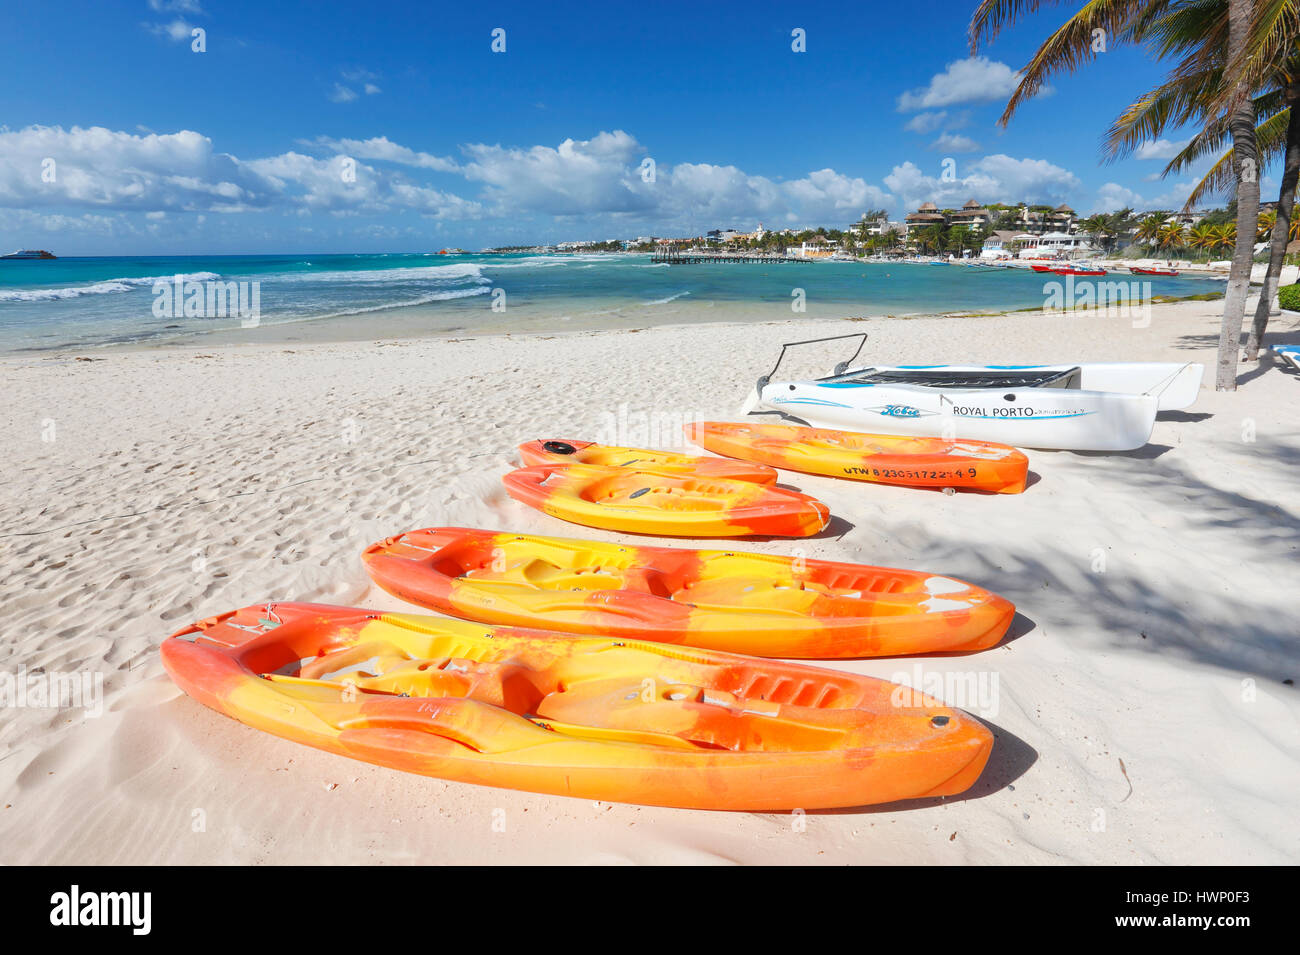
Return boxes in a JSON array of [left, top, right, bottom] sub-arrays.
[[684, 421, 1028, 493], [743, 334, 1203, 451], [362, 527, 1016, 656], [502, 462, 830, 537], [517, 438, 777, 484], [161, 602, 993, 810]]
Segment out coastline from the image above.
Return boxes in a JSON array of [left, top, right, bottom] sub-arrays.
[[0, 252, 1236, 356], [2, 299, 1298, 864]]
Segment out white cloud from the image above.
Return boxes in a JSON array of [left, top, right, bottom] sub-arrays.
[[1134, 138, 1191, 160], [0, 126, 268, 213], [1091, 181, 1195, 213], [780, 169, 891, 220], [244, 151, 480, 218], [884, 156, 1080, 211], [904, 112, 946, 133], [329, 83, 359, 103], [145, 18, 194, 42], [363, 83, 382, 95], [904, 111, 972, 135], [0, 125, 481, 220], [460, 130, 656, 215], [148, 0, 204, 12], [929, 133, 980, 153], [456, 133, 890, 226], [304, 136, 459, 172], [0, 125, 1109, 241], [663, 163, 786, 221], [897, 57, 1034, 111]]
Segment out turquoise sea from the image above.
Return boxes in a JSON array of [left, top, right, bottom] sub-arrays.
[[0, 252, 1225, 353]]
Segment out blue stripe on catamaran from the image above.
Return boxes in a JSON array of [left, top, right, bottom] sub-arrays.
[[773, 397, 853, 408]]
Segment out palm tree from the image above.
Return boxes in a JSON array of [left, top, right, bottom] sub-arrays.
[[916, 224, 947, 254], [1136, 213, 1167, 247], [1188, 222, 1220, 253], [1158, 221, 1188, 252], [1212, 222, 1239, 251], [1257, 208, 1278, 241], [969, 0, 1288, 389], [1129, 64, 1298, 357], [1079, 213, 1113, 251]]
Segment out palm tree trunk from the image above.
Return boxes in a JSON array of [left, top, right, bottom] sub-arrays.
[[1245, 92, 1300, 360], [1216, 0, 1262, 391]]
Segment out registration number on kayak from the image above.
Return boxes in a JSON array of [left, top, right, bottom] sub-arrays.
[[845, 467, 979, 480]]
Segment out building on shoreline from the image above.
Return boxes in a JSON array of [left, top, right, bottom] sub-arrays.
[[905, 202, 947, 231], [950, 199, 991, 229], [798, 234, 837, 258]]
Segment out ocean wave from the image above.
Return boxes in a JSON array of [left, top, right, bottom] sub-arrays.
[[300, 286, 491, 321], [480, 254, 616, 270], [0, 272, 222, 303], [643, 291, 691, 305], [266, 264, 488, 285]]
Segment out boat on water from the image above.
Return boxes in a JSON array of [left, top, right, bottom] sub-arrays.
[[0, 249, 56, 260], [1130, 266, 1179, 277], [1029, 263, 1058, 272], [740, 333, 1204, 452], [1053, 265, 1107, 276]]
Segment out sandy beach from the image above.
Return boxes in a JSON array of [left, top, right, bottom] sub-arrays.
[[2, 298, 1298, 865]]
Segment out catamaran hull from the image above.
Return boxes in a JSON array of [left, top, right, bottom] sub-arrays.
[[751, 382, 1159, 451]]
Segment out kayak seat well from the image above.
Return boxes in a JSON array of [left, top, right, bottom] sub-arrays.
[[259, 619, 873, 753]]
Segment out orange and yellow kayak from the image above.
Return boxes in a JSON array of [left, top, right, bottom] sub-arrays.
[[363, 527, 1015, 657], [502, 462, 830, 537], [161, 602, 993, 809], [685, 421, 1029, 494], [518, 438, 778, 484]]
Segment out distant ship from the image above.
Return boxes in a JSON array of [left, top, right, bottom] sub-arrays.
[[1, 249, 57, 260]]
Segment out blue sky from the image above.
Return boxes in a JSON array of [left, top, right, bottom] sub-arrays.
[[0, 0, 1263, 254]]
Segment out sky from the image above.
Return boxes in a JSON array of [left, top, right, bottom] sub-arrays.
[[0, 0, 1273, 255]]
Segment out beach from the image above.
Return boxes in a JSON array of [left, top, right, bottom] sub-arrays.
[[1, 298, 1298, 865]]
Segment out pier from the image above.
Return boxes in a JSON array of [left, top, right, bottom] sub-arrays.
[[651, 248, 812, 265]]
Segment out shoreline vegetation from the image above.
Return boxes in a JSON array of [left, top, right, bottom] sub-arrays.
[[482, 201, 1300, 271], [489, 244, 1292, 282]]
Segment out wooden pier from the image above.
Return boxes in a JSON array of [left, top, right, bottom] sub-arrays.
[[651, 248, 811, 265]]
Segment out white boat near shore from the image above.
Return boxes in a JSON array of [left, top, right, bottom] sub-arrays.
[[741, 334, 1204, 451]]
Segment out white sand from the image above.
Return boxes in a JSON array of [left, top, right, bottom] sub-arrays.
[[1, 299, 1298, 864]]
